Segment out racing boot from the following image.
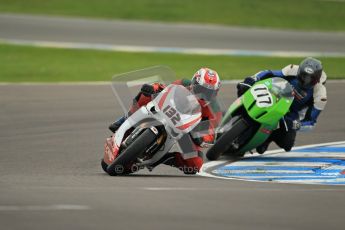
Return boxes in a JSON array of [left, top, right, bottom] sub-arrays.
[[149, 152, 177, 170], [108, 116, 126, 133], [256, 141, 270, 154]]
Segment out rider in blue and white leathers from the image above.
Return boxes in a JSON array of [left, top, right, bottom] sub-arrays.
[[237, 57, 327, 154]]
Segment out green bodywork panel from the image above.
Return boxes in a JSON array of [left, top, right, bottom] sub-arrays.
[[220, 78, 293, 154], [243, 79, 292, 125]]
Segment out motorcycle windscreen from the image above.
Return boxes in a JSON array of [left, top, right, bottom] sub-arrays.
[[153, 84, 202, 134], [269, 77, 294, 100], [110, 66, 176, 114]]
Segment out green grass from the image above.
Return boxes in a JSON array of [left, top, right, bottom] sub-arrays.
[[0, 0, 345, 31], [1, 44, 344, 82]]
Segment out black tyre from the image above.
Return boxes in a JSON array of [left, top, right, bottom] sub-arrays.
[[101, 159, 108, 173], [106, 129, 157, 176], [206, 118, 249, 161]]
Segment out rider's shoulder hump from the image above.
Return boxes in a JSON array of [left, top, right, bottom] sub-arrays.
[[282, 64, 299, 76]]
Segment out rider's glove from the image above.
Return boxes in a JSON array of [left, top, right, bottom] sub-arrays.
[[292, 120, 301, 130], [141, 84, 156, 97], [198, 141, 214, 148], [287, 119, 314, 132], [284, 119, 301, 131], [193, 135, 214, 148], [237, 77, 256, 97], [141, 83, 166, 97]]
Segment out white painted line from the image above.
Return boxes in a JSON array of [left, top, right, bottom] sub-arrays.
[[142, 186, 343, 192], [0, 81, 259, 86], [214, 175, 342, 179], [198, 160, 231, 180], [0, 81, 110, 86], [215, 169, 314, 174], [1, 80, 345, 86], [264, 140, 345, 156], [0, 204, 91, 211], [269, 152, 345, 158], [142, 187, 199, 191], [221, 161, 330, 167], [2, 38, 345, 57]]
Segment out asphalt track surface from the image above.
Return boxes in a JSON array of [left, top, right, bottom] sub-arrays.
[[1, 13, 345, 53], [1, 82, 345, 230]]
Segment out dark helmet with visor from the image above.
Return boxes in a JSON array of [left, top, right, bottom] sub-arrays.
[[297, 57, 323, 89]]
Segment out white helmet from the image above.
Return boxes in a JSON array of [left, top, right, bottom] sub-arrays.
[[191, 67, 221, 101]]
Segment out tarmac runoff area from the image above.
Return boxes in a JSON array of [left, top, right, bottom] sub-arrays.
[[1, 82, 345, 230], [1, 12, 345, 230]]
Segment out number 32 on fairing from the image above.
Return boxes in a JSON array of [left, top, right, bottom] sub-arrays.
[[163, 105, 181, 125], [250, 84, 273, 108]]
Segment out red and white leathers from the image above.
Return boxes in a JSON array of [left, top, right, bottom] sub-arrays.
[[119, 79, 222, 174]]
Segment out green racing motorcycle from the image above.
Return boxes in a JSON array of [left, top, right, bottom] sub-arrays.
[[206, 77, 294, 160]]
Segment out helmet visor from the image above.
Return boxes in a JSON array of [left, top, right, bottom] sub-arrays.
[[192, 84, 217, 101], [299, 72, 319, 89]]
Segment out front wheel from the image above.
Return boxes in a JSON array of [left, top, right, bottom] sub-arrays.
[[206, 118, 249, 161], [101, 159, 108, 173], [106, 129, 157, 176]]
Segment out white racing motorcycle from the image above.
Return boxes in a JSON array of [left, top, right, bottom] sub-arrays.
[[102, 72, 202, 176]]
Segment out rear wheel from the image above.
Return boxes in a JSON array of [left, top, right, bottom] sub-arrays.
[[206, 117, 249, 161], [106, 129, 157, 176]]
